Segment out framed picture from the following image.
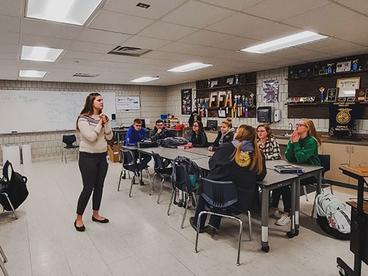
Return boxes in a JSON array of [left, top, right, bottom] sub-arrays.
[[336, 61, 352, 73], [356, 89, 366, 102], [325, 88, 337, 102], [181, 88, 192, 115], [336, 77, 360, 98]]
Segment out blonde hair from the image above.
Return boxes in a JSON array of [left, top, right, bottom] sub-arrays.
[[222, 118, 232, 129], [301, 119, 321, 145], [233, 125, 264, 174]]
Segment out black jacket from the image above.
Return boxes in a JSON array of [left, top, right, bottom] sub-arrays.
[[207, 143, 266, 212], [150, 128, 173, 142], [211, 131, 234, 151], [188, 131, 208, 147]]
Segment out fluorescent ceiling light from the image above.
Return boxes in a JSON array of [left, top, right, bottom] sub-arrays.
[[21, 46, 63, 62], [130, 76, 160, 83], [241, 31, 327, 54], [168, 62, 213, 73], [19, 70, 47, 78], [26, 0, 103, 25]]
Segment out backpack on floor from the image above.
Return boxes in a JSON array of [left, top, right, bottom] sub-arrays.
[[0, 160, 29, 211], [315, 192, 350, 240]]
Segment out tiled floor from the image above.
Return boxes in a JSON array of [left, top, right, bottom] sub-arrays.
[[0, 160, 366, 276]]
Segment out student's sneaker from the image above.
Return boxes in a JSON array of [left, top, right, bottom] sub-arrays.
[[275, 214, 291, 226]]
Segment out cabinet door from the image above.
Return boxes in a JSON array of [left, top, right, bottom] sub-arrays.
[[349, 145, 368, 185], [323, 143, 350, 184]]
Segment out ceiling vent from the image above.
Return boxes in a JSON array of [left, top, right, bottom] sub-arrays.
[[136, 2, 150, 9], [107, 46, 151, 57], [73, 73, 99, 78]]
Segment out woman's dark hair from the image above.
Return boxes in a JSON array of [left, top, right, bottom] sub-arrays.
[[192, 120, 204, 133], [76, 92, 101, 130], [189, 110, 201, 127]]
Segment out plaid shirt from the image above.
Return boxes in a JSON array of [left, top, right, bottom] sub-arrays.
[[258, 137, 281, 160]]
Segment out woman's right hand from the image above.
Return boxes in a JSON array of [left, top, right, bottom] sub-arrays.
[[208, 146, 213, 151], [290, 130, 300, 143]]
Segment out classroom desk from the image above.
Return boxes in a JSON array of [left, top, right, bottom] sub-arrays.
[[179, 147, 214, 158]]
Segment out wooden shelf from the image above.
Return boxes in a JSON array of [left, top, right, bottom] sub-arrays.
[[286, 102, 329, 106], [287, 70, 368, 81], [196, 83, 257, 91]]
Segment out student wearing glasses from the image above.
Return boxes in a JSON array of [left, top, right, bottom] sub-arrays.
[[125, 118, 152, 175], [274, 119, 321, 226], [188, 121, 208, 147]]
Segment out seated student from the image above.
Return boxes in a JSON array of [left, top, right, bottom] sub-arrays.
[[274, 119, 321, 226], [188, 121, 208, 147], [208, 118, 234, 152], [190, 125, 266, 233], [124, 118, 151, 173], [188, 110, 201, 128], [150, 119, 173, 142], [257, 124, 281, 160]]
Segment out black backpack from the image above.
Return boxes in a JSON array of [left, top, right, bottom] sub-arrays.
[[0, 161, 29, 211], [172, 156, 201, 192], [159, 137, 188, 148]]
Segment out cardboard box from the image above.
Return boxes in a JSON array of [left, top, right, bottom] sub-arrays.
[[107, 145, 121, 163]]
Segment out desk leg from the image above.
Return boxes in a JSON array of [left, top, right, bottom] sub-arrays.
[[295, 178, 300, 235], [287, 180, 297, 238], [261, 188, 270, 252]]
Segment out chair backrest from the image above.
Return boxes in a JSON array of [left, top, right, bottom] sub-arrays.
[[151, 152, 165, 171], [201, 178, 238, 209], [62, 135, 76, 146], [318, 154, 330, 175], [171, 164, 189, 192], [121, 150, 136, 170]]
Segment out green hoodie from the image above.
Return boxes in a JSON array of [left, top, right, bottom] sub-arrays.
[[285, 135, 320, 166]]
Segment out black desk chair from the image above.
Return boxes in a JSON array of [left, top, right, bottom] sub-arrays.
[[118, 150, 140, 197], [61, 134, 79, 163], [167, 163, 197, 229], [0, 244, 8, 276], [151, 152, 172, 203], [194, 178, 252, 266]]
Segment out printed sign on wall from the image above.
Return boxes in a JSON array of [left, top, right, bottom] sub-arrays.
[[263, 80, 279, 103], [115, 96, 140, 110], [181, 88, 192, 115]]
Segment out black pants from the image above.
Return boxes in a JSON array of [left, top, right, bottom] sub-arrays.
[[76, 152, 108, 215], [271, 186, 291, 213], [193, 195, 223, 230]]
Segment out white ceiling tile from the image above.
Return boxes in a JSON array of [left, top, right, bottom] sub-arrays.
[[0, 0, 22, 17], [122, 36, 171, 50], [199, 0, 263, 11], [245, 0, 329, 21], [70, 41, 115, 54], [22, 18, 82, 40], [161, 0, 234, 28], [0, 15, 20, 33], [89, 10, 154, 34], [139, 21, 198, 41], [283, 3, 368, 46], [103, 0, 187, 19], [335, 0, 368, 16], [143, 50, 202, 62], [0, 32, 19, 45], [179, 30, 234, 46], [206, 12, 299, 41], [299, 38, 368, 55], [77, 28, 132, 45], [20, 34, 73, 50], [214, 36, 259, 50], [159, 42, 227, 57]]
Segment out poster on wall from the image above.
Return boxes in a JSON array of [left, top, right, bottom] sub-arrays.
[[181, 88, 192, 115], [115, 96, 140, 110], [263, 80, 279, 103]]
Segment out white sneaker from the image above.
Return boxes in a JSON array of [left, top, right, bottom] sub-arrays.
[[275, 214, 291, 226]]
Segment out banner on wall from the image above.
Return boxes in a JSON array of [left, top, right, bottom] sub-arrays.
[[263, 80, 279, 103], [181, 88, 192, 115], [115, 96, 140, 110]]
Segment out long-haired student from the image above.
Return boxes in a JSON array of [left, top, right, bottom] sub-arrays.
[[74, 92, 113, 232]]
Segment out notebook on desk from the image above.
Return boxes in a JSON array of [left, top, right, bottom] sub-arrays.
[[274, 164, 305, 174]]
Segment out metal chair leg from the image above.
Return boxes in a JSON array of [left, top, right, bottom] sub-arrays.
[[0, 259, 8, 276], [0, 245, 9, 276], [150, 173, 157, 196], [247, 210, 252, 241], [118, 170, 123, 191], [128, 175, 135, 198], [195, 212, 206, 253], [303, 185, 309, 201], [167, 189, 175, 216], [157, 178, 164, 204], [0, 246, 7, 263], [311, 192, 318, 218], [237, 220, 243, 266], [181, 193, 189, 229], [3, 193, 17, 219], [330, 184, 333, 194]]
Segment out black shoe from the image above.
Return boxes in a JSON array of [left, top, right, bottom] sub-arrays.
[[139, 180, 145, 186], [92, 216, 109, 223], [189, 217, 204, 233], [74, 220, 85, 232], [204, 224, 218, 236]]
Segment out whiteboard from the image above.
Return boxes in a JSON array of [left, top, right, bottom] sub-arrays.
[[0, 90, 116, 134], [115, 96, 140, 110]]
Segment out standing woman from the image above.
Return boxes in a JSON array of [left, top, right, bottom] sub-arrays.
[[189, 121, 208, 147], [275, 119, 321, 226], [74, 92, 113, 232], [208, 118, 234, 152], [257, 124, 281, 160]]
